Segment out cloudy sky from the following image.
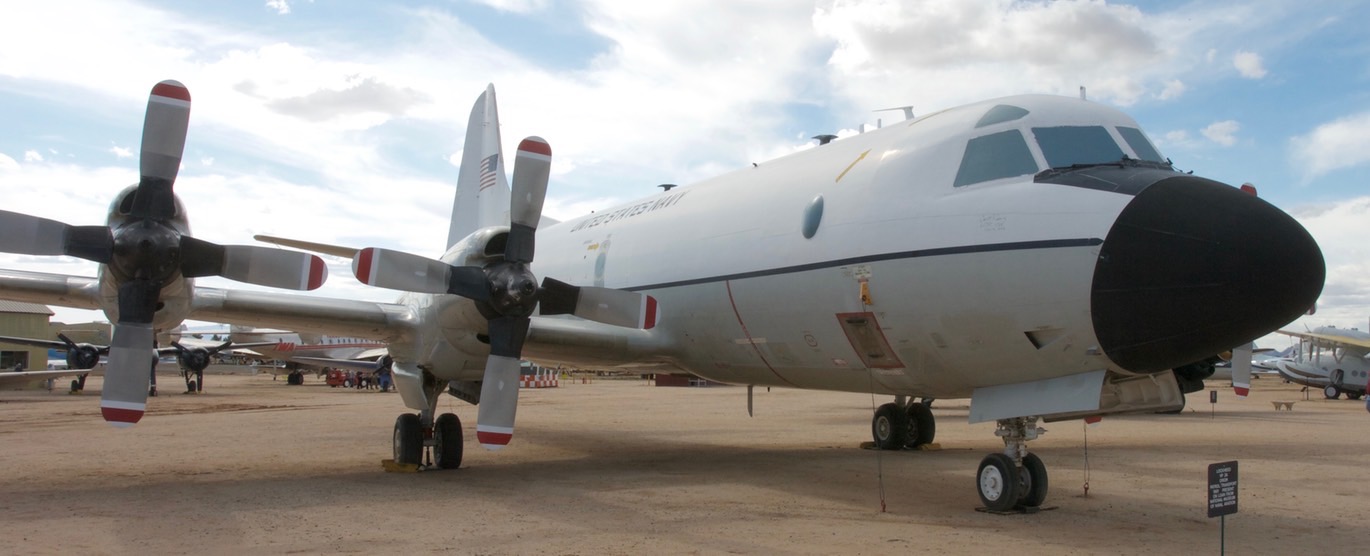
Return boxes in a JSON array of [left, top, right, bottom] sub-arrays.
[[1, 0, 1367, 349]]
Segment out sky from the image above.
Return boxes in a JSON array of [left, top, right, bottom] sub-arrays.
[[1, 0, 1367, 350]]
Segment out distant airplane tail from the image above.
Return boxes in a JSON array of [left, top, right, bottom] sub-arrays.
[[447, 84, 511, 252]]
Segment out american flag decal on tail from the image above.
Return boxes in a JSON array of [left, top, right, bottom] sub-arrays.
[[479, 153, 499, 190]]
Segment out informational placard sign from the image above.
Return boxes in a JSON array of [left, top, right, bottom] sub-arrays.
[[1207, 460, 1238, 518]]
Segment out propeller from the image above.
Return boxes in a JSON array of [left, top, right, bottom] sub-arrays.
[[353, 137, 658, 450], [1231, 342, 1253, 398], [0, 80, 330, 427], [169, 340, 233, 373]]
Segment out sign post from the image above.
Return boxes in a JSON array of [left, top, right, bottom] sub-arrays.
[[1208, 460, 1239, 554]]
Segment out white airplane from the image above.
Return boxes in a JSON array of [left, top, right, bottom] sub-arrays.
[[224, 325, 389, 382], [0, 85, 1324, 512], [1274, 327, 1369, 400], [0, 80, 329, 425]]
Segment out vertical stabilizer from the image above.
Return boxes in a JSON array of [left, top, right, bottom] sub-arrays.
[[447, 84, 511, 251]]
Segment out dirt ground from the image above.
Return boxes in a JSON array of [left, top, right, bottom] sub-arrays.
[[1, 371, 1367, 555]]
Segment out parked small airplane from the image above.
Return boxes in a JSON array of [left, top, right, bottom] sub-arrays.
[[0, 84, 1324, 512], [0, 332, 269, 393], [1274, 327, 1369, 399], [0, 80, 328, 425]]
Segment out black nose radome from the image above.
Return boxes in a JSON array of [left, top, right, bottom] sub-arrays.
[[1091, 175, 1324, 373]]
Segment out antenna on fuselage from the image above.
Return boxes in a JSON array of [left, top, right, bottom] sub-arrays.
[[1080, 86, 1087, 100], [813, 134, 838, 146], [875, 106, 915, 121], [658, 184, 677, 192]]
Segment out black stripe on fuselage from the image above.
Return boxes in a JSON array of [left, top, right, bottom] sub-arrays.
[[625, 237, 1103, 291]]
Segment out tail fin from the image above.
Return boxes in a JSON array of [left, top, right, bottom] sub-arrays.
[[447, 84, 510, 251]]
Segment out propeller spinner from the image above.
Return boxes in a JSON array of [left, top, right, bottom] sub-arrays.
[[0, 80, 329, 427], [353, 137, 658, 450]]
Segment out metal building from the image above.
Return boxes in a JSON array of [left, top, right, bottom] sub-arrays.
[[0, 300, 53, 371]]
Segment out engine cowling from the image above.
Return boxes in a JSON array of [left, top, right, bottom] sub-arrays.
[[66, 344, 102, 370], [177, 347, 213, 373], [1172, 357, 1218, 394]]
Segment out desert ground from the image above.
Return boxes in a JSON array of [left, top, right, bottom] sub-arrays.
[[1, 370, 1367, 555]]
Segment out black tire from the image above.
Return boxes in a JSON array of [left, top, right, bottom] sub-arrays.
[[1018, 452, 1049, 508], [393, 413, 423, 465], [1324, 385, 1341, 400], [70, 379, 80, 393], [287, 372, 304, 386], [905, 402, 936, 448], [433, 413, 464, 470], [1347, 391, 1363, 401], [186, 379, 197, 393], [872, 403, 910, 450], [977, 453, 1020, 511]]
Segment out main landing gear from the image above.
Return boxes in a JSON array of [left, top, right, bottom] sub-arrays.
[[976, 417, 1049, 512], [391, 374, 464, 470], [871, 396, 936, 450]]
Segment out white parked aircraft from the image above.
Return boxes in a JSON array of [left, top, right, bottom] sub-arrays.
[[0, 85, 1324, 512], [1274, 327, 1369, 400], [225, 325, 389, 382], [0, 81, 328, 424]]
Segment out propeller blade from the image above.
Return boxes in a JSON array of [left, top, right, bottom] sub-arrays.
[[178, 236, 327, 290], [131, 80, 191, 220], [101, 279, 161, 427], [539, 277, 659, 329], [475, 315, 531, 450], [352, 247, 488, 300], [475, 354, 523, 450], [505, 137, 551, 263], [1231, 342, 1253, 398], [0, 210, 113, 262]]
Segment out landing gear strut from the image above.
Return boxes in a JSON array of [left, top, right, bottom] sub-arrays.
[[976, 416, 1049, 512], [870, 396, 937, 450], [391, 371, 465, 470]]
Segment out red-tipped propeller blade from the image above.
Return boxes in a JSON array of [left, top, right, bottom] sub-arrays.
[[130, 80, 191, 220]]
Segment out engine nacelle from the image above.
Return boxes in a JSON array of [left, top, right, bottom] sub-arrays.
[[441, 225, 510, 267], [66, 344, 102, 370], [1171, 357, 1219, 394]]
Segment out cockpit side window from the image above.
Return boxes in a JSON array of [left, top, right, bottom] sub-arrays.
[[953, 130, 1039, 187], [1117, 126, 1164, 162], [1032, 126, 1125, 169]]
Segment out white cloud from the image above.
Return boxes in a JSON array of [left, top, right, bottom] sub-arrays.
[[1290, 111, 1370, 181], [200, 156, 215, 166], [109, 145, 133, 158], [0, 152, 17, 171], [470, 0, 549, 13], [23, 150, 43, 162], [266, 0, 290, 15], [1269, 196, 1370, 342], [1157, 79, 1186, 100], [1233, 51, 1267, 79], [1201, 120, 1240, 146]]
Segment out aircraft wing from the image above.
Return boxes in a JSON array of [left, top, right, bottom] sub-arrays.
[[0, 268, 417, 344], [1277, 330, 1370, 353], [291, 356, 387, 372], [0, 268, 103, 311], [0, 368, 104, 389], [0, 334, 70, 350], [521, 316, 680, 371]]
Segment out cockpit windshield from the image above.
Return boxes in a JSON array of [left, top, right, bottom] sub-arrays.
[[1033, 126, 1125, 169]]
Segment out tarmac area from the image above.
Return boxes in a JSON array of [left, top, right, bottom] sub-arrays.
[[1, 372, 1367, 555]]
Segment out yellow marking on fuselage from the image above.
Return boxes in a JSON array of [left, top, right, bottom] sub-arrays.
[[836, 149, 871, 183]]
